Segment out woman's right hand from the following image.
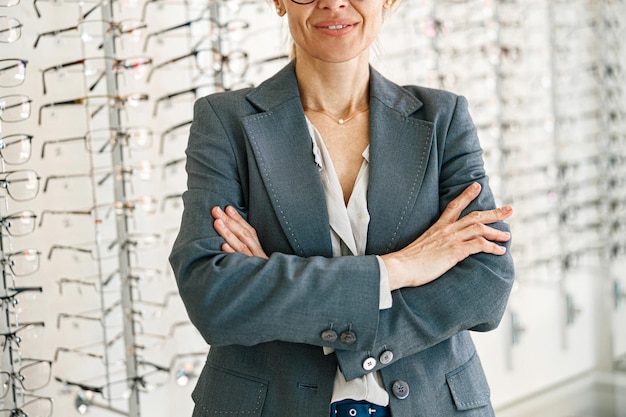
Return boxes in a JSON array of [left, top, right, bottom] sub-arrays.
[[381, 182, 513, 291]]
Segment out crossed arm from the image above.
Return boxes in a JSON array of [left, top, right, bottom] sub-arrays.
[[212, 181, 512, 292]]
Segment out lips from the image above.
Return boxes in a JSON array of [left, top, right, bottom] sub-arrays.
[[313, 20, 358, 36], [327, 24, 348, 30]]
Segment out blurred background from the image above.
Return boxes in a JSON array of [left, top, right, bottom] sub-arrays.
[[0, 0, 624, 416]]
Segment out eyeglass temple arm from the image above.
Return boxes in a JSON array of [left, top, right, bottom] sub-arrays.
[[43, 172, 89, 192], [143, 16, 202, 52], [54, 376, 103, 394], [159, 120, 191, 154], [38, 98, 81, 125], [147, 52, 194, 82], [41, 136, 87, 158], [33, 26, 77, 48]]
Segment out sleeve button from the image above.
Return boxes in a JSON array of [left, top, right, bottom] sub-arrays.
[[321, 329, 338, 343], [379, 350, 394, 365], [339, 331, 356, 345]]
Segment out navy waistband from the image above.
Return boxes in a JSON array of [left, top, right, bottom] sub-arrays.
[[331, 400, 390, 417]]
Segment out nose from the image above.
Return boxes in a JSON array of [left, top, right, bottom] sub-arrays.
[[316, 0, 349, 10]]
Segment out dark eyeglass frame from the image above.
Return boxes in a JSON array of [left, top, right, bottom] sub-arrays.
[[147, 47, 248, 82], [0, 58, 27, 87], [153, 82, 221, 116], [41, 56, 152, 95], [160, 120, 191, 155], [0, 94, 32, 122], [143, 15, 249, 52], [33, 19, 147, 49], [0, 321, 45, 351], [38, 93, 149, 125], [54, 360, 170, 400], [0, 16, 22, 43]]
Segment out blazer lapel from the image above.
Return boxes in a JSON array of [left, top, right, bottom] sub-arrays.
[[240, 63, 434, 258], [366, 69, 434, 254], [241, 63, 333, 258]]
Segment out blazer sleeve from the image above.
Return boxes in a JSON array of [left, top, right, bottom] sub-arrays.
[[169, 96, 383, 351], [335, 95, 515, 380]]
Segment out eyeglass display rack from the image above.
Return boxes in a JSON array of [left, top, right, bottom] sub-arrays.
[[1, 0, 626, 415]]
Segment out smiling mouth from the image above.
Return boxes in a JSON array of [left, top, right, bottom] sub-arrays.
[[327, 24, 349, 30]]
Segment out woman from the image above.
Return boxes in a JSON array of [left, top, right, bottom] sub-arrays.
[[169, 0, 515, 416]]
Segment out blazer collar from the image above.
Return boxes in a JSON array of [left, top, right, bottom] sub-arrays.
[[245, 61, 424, 116], [242, 61, 433, 257]]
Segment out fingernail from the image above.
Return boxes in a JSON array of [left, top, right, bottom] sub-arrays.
[[472, 182, 480, 190]]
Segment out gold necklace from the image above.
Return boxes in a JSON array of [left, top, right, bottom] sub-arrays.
[[305, 107, 369, 125]]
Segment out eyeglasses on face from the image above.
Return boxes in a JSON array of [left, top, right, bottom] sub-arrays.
[[41, 56, 152, 95]]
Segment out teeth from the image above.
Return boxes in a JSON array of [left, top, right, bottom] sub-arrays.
[[328, 25, 346, 30]]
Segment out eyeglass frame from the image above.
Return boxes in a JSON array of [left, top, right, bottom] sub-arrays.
[[41, 126, 153, 158], [0, 134, 33, 165], [41, 55, 152, 95], [33, 19, 147, 49], [38, 93, 149, 125], [0, 58, 27, 87], [0, 94, 32, 123], [147, 47, 248, 82]]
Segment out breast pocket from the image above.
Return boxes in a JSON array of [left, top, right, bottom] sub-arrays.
[[191, 363, 268, 416], [445, 353, 491, 412]]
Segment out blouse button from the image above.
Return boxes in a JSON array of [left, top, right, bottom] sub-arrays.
[[362, 356, 377, 371]]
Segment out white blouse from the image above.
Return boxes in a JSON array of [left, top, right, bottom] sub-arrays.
[[306, 119, 393, 406]]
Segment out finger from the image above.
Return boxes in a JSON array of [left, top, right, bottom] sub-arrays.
[[221, 242, 236, 253], [440, 182, 482, 223], [458, 222, 511, 243], [458, 205, 513, 230], [214, 218, 253, 256]]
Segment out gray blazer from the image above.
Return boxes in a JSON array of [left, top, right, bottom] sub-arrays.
[[169, 62, 514, 417]]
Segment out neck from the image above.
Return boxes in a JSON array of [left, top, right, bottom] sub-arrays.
[[295, 53, 370, 115]]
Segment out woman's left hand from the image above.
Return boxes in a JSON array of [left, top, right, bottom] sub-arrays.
[[211, 206, 269, 259]]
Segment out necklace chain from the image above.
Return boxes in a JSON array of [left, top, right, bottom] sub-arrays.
[[305, 107, 369, 125]]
